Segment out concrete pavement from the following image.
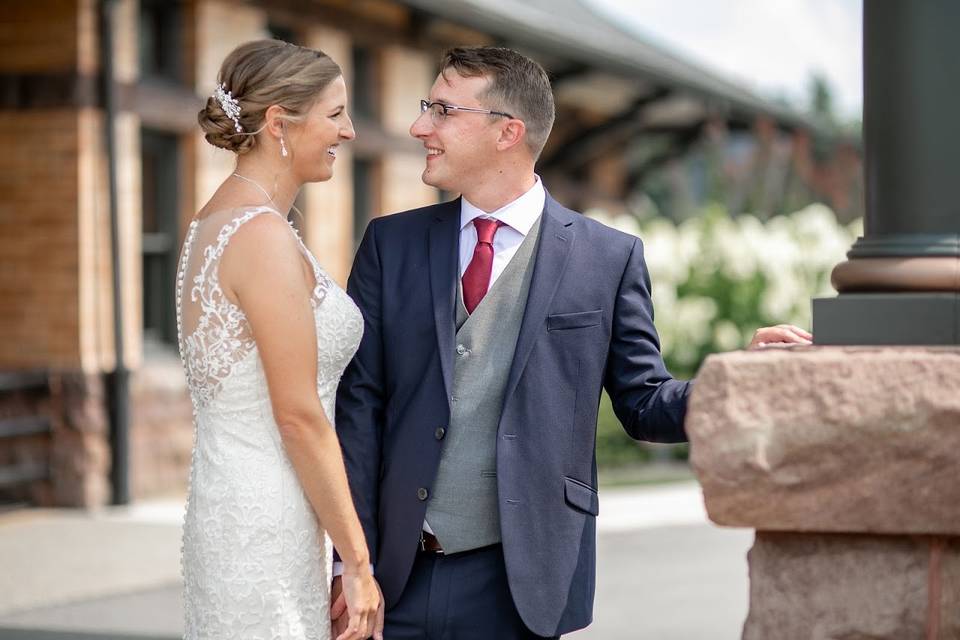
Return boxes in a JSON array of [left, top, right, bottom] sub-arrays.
[[0, 482, 753, 639]]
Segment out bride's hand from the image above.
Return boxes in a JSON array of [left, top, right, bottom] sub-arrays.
[[336, 566, 383, 640]]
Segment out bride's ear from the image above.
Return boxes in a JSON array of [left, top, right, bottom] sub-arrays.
[[263, 105, 287, 141]]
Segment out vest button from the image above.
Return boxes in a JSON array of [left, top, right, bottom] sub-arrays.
[[417, 487, 429, 501], [435, 427, 446, 440], [456, 344, 467, 356]]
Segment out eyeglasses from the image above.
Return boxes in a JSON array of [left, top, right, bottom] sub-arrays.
[[419, 99, 514, 124]]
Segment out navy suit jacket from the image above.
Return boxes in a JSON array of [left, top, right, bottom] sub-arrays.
[[335, 193, 692, 637]]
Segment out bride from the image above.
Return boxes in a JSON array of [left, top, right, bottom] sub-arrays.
[[176, 40, 382, 640]]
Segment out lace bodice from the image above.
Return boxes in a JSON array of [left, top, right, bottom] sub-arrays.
[[176, 206, 336, 410], [174, 206, 363, 639]]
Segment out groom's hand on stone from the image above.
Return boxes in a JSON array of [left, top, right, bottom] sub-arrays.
[[748, 324, 812, 349]]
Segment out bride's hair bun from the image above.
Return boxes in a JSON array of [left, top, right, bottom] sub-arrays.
[[197, 39, 342, 156], [198, 93, 255, 154]]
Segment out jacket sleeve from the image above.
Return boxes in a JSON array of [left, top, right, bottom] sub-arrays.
[[335, 219, 385, 560], [603, 236, 692, 443]]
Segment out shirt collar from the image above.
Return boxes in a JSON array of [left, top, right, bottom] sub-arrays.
[[460, 175, 545, 236]]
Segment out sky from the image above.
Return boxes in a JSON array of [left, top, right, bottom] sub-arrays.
[[585, 0, 863, 121]]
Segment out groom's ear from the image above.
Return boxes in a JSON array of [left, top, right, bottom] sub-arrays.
[[496, 118, 527, 153]]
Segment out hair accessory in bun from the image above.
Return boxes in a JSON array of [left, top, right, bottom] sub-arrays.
[[214, 82, 243, 133]]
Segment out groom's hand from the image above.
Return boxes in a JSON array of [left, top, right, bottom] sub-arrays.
[[331, 569, 383, 640], [330, 576, 348, 637], [372, 579, 385, 640], [331, 574, 384, 640], [748, 324, 812, 349]]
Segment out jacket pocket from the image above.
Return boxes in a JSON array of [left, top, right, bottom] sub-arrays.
[[563, 476, 599, 516], [547, 309, 602, 331]]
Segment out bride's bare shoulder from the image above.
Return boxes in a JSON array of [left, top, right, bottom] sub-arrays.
[[221, 209, 295, 255], [215, 210, 306, 300]]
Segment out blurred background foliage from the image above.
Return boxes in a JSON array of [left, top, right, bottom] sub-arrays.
[[589, 204, 862, 474]]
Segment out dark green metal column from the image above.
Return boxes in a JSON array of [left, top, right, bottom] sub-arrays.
[[813, 0, 960, 345], [100, 0, 130, 504]]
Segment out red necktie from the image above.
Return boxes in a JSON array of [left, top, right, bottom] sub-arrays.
[[462, 218, 505, 314]]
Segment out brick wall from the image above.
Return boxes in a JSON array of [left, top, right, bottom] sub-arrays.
[[0, 0, 141, 373], [0, 2, 81, 74], [0, 0, 143, 507], [0, 0, 85, 370], [0, 109, 83, 369], [0, 0, 444, 507]]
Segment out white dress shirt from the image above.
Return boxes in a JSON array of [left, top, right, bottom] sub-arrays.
[[458, 176, 546, 286], [334, 176, 546, 576]]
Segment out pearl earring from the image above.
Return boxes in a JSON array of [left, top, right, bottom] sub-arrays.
[[280, 135, 288, 158]]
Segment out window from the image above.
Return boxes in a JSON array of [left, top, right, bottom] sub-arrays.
[[139, 0, 184, 82], [267, 22, 299, 45], [141, 129, 181, 350], [351, 45, 381, 120], [353, 158, 381, 246]]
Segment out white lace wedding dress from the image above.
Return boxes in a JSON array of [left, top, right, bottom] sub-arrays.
[[175, 206, 363, 639]]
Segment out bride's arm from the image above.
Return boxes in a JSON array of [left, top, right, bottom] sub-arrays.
[[220, 213, 381, 640]]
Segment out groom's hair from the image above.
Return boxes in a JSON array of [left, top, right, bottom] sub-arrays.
[[440, 46, 555, 159]]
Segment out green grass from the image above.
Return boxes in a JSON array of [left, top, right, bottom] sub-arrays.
[[598, 461, 695, 489]]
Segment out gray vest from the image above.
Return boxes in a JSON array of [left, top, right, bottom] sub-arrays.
[[425, 217, 542, 553]]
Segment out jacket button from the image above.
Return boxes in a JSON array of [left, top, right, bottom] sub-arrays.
[[417, 487, 429, 501], [435, 427, 446, 440]]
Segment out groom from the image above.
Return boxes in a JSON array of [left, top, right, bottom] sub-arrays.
[[333, 46, 808, 638]]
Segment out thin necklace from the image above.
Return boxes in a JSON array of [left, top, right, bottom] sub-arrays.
[[231, 172, 280, 211]]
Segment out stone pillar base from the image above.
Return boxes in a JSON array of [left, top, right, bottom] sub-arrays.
[[743, 531, 960, 640], [744, 532, 959, 640], [687, 347, 960, 639], [48, 372, 111, 507], [813, 293, 959, 345], [9, 359, 194, 508]]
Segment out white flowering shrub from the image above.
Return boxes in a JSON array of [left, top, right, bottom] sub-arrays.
[[588, 204, 862, 468], [589, 204, 861, 379]]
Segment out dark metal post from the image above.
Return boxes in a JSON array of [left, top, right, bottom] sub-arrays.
[[100, 0, 130, 504], [813, 0, 960, 345]]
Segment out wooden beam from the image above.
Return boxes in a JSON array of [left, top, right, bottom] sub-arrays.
[[0, 73, 201, 134], [539, 87, 671, 171], [0, 73, 97, 109], [626, 122, 704, 192], [0, 371, 48, 393], [258, 0, 423, 49], [0, 416, 51, 439], [135, 80, 205, 133], [0, 463, 48, 488], [549, 64, 592, 88]]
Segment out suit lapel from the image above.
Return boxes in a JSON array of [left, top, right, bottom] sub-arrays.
[[502, 194, 577, 407], [428, 198, 462, 404]]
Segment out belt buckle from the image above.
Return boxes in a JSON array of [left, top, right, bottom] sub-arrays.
[[419, 531, 443, 555]]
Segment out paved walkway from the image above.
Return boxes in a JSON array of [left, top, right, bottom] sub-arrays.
[[0, 482, 752, 639]]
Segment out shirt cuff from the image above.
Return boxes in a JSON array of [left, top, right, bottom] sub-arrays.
[[332, 561, 374, 578]]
